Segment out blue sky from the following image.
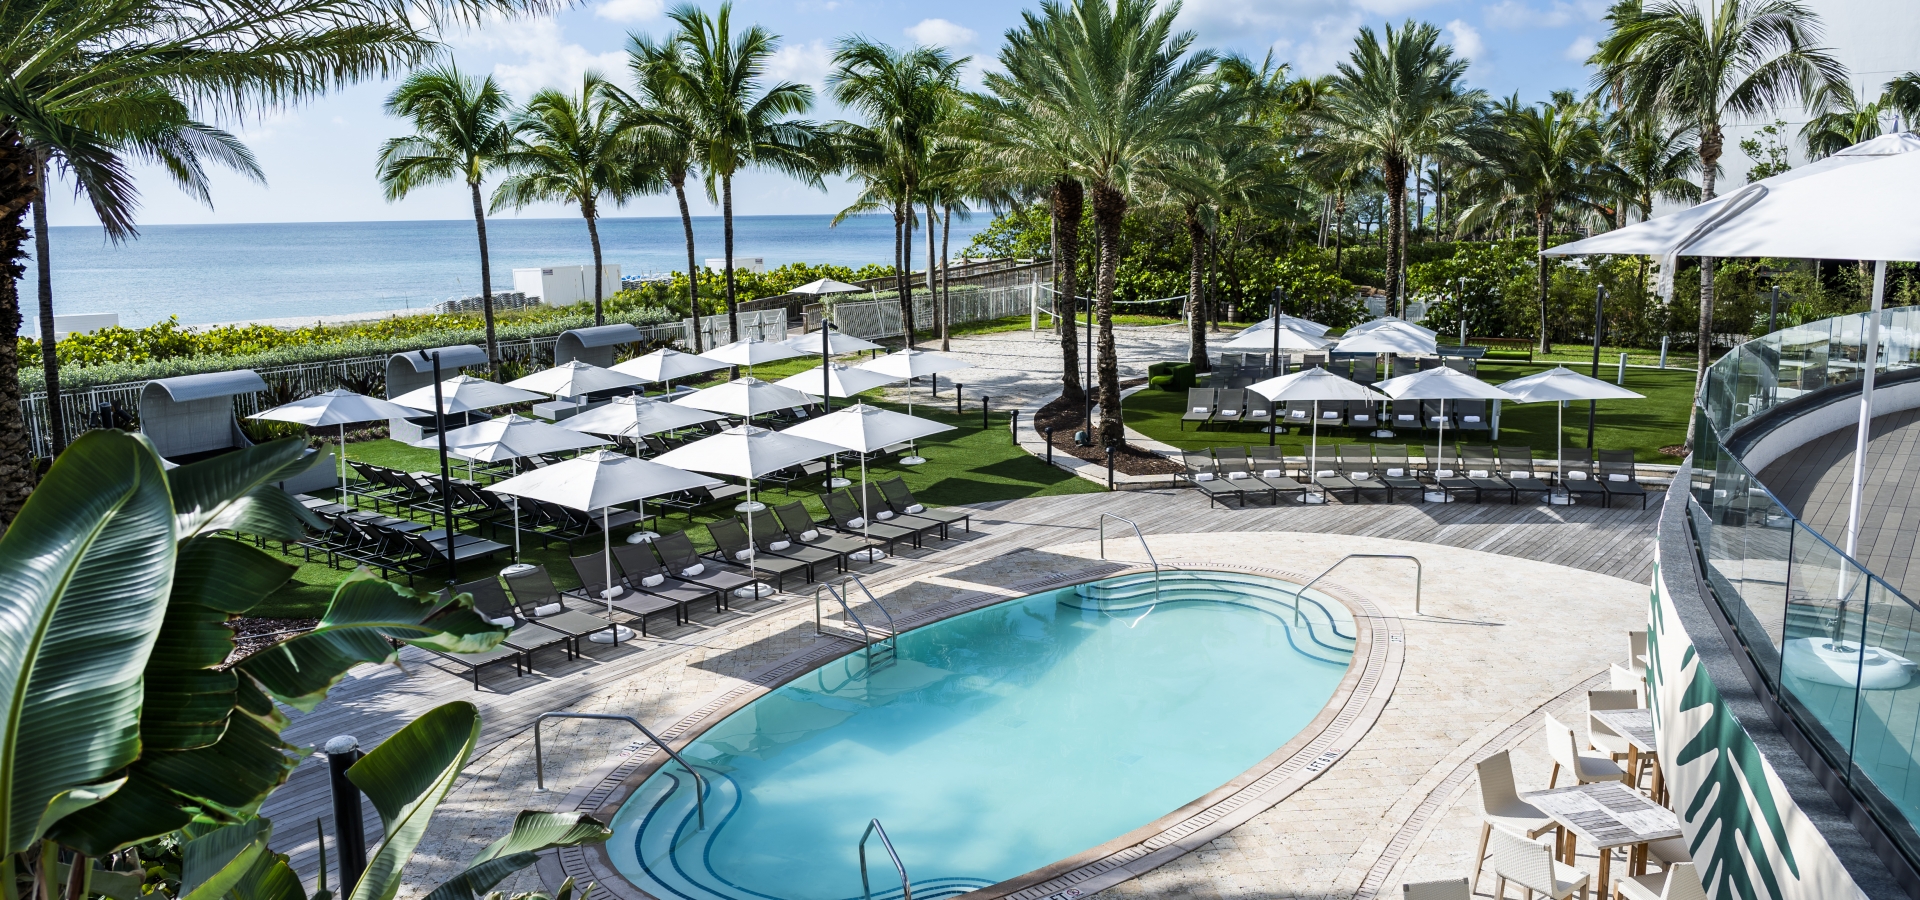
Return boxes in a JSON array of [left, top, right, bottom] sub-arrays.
[[29, 0, 1717, 227]]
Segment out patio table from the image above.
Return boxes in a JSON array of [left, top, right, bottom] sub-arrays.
[[1522, 780, 1682, 900], [1592, 708, 1663, 803]]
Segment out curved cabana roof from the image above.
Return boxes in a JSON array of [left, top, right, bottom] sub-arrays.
[[139, 370, 266, 460], [556, 324, 644, 367]]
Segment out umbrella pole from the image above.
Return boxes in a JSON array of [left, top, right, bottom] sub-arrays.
[[512, 498, 521, 561], [856, 454, 883, 562], [1310, 401, 1319, 500], [340, 423, 349, 507], [902, 391, 923, 465], [591, 508, 633, 644]]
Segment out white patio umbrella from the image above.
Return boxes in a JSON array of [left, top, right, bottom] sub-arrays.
[[673, 377, 817, 420], [250, 389, 418, 501], [391, 374, 545, 415], [1497, 366, 1645, 499], [610, 348, 730, 393], [1543, 138, 1920, 553], [653, 426, 846, 596], [783, 403, 955, 560], [1248, 367, 1389, 498], [1347, 315, 1438, 338], [788, 277, 869, 296], [857, 349, 971, 464], [781, 328, 884, 355], [699, 337, 808, 374], [413, 414, 610, 552], [1241, 313, 1331, 337], [561, 394, 726, 449], [489, 450, 721, 640], [505, 360, 644, 399], [1374, 367, 1516, 498], [772, 363, 902, 398], [1335, 324, 1437, 356], [1221, 324, 1333, 352]]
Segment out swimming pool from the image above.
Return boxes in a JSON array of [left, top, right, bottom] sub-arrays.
[[607, 570, 1357, 900]]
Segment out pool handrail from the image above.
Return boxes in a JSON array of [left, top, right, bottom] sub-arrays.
[[1290, 554, 1423, 624], [532, 711, 706, 829], [1097, 513, 1161, 603], [815, 574, 897, 648], [859, 818, 911, 900]]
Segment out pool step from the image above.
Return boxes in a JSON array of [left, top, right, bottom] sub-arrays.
[[1066, 571, 1358, 663]]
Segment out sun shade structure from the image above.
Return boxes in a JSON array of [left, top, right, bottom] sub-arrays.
[[653, 426, 848, 594], [1221, 324, 1332, 352], [562, 395, 725, 443], [1248, 367, 1390, 482], [506, 360, 644, 398], [788, 277, 869, 295], [251, 388, 419, 498], [386, 345, 489, 399], [391, 374, 545, 415], [1347, 315, 1438, 338], [772, 363, 902, 398], [1241, 313, 1330, 337], [1497, 367, 1645, 486], [857, 349, 972, 463], [673, 377, 816, 419], [411, 413, 608, 462], [783, 404, 955, 560], [1374, 367, 1517, 486], [611, 348, 731, 386], [698, 337, 809, 370], [1335, 323, 1437, 356], [137, 370, 267, 461], [782, 328, 883, 355], [488, 449, 721, 635], [554, 323, 644, 367]]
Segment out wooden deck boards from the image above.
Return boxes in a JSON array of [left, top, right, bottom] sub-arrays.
[[260, 487, 1660, 883], [1759, 406, 1920, 596]]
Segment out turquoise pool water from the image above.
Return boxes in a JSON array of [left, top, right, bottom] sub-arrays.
[[608, 571, 1355, 900]]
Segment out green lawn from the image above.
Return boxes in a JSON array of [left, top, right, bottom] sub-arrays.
[[259, 395, 1096, 618], [1122, 359, 1695, 464]]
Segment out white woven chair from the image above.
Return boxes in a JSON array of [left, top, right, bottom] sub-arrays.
[[1615, 862, 1706, 900], [1546, 713, 1627, 787], [1588, 689, 1640, 759], [1628, 630, 1649, 675], [1402, 877, 1469, 900], [1473, 750, 1558, 895], [1610, 662, 1644, 696], [1489, 825, 1590, 900]]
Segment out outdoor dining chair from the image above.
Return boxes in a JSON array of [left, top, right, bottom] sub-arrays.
[[1401, 879, 1469, 900], [1545, 712, 1627, 787], [1472, 750, 1558, 896], [1613, 863, 1706, 900], [1488, 825, 1591, 900]]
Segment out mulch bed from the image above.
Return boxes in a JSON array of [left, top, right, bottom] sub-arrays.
[[1658, 445, 1688, 458], [1032, 389, 1185, 477], [226, 617, 319, 665]]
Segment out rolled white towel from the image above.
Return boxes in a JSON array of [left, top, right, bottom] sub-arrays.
[[1509, 470, 1530, 480], [486, 615, 516, 628], [1263, 468, 1283, 478], [734, 549, 754, 561], [800, 529, 820, 541], [1567, 470, 1588, 480], [1397, 414, 1415, 421], [679, 563, 705, 578], [1464, 415, 1481, 423], [1608, 473, 1629, 482], [1193, 472, 1215, 482], [1227, 471, 1249, 480], [1191, 406, 1209, 413], [876, 510, 896, 520], [1317, 469, 1336, 478], [768, 539, 792, 551], [1386, 468, 1405, 477], [533, 603, 563, 617], [1435, 469, 1455, 478], [640, 573, 666, 588], [1468, 469, 1489, 478], [905, 503, 924, 514], [1321, 411, 1340, 419], [848, 516, 867, 528]]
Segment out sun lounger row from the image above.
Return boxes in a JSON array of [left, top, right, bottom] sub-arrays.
[[1183, 445, 1652, 508], [1180, 389, 1493, 435]]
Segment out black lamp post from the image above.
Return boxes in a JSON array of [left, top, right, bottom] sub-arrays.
[[426, 350, 457, 583], [1079, 290, 1094, 446]]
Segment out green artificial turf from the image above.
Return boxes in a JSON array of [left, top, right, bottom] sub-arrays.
[[1121, 359, 1695, 465], [258, 396, 1096, 618]]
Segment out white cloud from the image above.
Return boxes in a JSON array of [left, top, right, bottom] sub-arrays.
[[906, 18, 977, 50], [593, 0, 662, 23], [1563, 35, 1597, 61], [766, 38, 834, 92], [1174, 0, 1388, 75], [1483, 0, 1608, 29], [1445, 19, 1486, 63], [454, 18, 627, 99]]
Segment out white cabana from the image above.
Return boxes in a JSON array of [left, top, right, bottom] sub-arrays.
[[1497, 366, 1645, 494], [610, 348, 730, 388], [772, 363, 901, 399], [489, 450, 721, 638], [140, 370, 267, 461], [562, 395, 725, 447], [251, 389, 418, 498], [783, 403, 955, 560], [1247, 367, 1390, 493], [391, 375, 545, 415], [673, 377, 817, 420], [652, 426, 847, 595], [553, 323, 643, 367], [506, 360, 644, 399], [1374, 367, 1516, 494], [857, 349, 972, 464]]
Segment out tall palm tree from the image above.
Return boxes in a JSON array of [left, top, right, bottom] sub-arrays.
[[667, 2, 823, 343], [1313, 21, 1482, 314], [617, 34, 708, 351], [378, 64, 513, 370], [1605, 115, 1700, 224], [1799, 82, 1887, 159], [1594, 0, 1847, 443], [1885, 72, 1920, 128], [495, 74, 643, 326]]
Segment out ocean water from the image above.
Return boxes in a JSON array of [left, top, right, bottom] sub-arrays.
[[24, 214, 984, 328]]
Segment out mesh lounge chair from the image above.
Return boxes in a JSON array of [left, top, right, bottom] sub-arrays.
[[878, 478, 972, 534], [1424, 445, 1479, 502], [1181, 389, 1215, 430], [1461, 446, 1515, 503], [1245, 395, 1277, 429], [1347, 401, 1379, 435], [1249, 446, 1315, 503], [1212, 447, 1274, 504], [1389, 401, 1420, 435], [1373, 445, 1425, 502], [613, 543, 724, 624], [822, 490, 920, 553], [707, 517, 812, 591], [773, 501, 876, 557], [1597, 449, 1650, 509], [429, 586, 524, 689], [571, 550, 681, 634], [1311, 451, 1358, 503], [1183, 453, 1244, 508], [653, 530, 756, 601], [856, 485, 942, 544], [1282, 402, 1313, 429], [1559, 448, 1608, 506], [461, 577, 572, 667], [500, 564, 620, 649], [750, 507, 844, 579], [1456, 400, 1492, 436], [1497, 446, 1553, 502], [1211, 389, 1246, 430], [1337, 444, 1390, 502]]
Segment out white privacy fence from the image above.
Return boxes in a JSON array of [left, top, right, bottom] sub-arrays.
[[680, 309, 788, 349], [816, 283, 1056, 340]]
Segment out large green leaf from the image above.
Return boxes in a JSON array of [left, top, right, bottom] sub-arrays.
[[170, 439, 323, 540], [421, 811, 612, 900], [180, 818, 274, 900], [0, 430, 177, 853], [238, 573, 506, 713], [347, 702, 482, 900]]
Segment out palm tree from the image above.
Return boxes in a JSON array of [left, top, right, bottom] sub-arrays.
[[1799, 82, 1887, 159], [1593, 0, 1847, 443], [617, 34, 709, 351], [378, 64, 514, 369], [666, 2, 823, 343], [495, 75, 641, 326], [1885, 72, 1920, 127], [1313, 21, 1482, 314], [1606, 115, 1700, 224]]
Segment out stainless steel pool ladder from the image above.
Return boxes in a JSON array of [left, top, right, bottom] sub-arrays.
[[1289, 554, 1423, 624], [815, 574, 898, 669], [859, 818, 911, 900], [531, 712, 706, 829], [1097, 513, 1161, 605]]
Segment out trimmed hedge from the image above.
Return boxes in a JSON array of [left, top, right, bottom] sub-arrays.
[[1147, 361, 1196, 391]]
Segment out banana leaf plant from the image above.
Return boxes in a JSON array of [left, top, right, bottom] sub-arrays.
[[0, 432, 513, 897]]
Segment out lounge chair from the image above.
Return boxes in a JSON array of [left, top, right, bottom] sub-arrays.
[[1389, 401, 1420, 435], [1497, 445, 1553, 503], [574, 549, 683, 635], [1211, 389, 1246, 429], [1183, 453, 1244, 508], [1347, 401, 1379, 435], [500, 564, 621, 649], [1282, 402, 1313, 429], [1311, 451, 1358, 503], [822, 490, 921, 554], [1181, 389, 1215, 430], [1424, 445, 1479, 502], [652, 530, 756, 600], [1245, 396, 1277, 429], [1456, 400, 1492, 436], [1336, 444, 1390, 502], [429, 586, 524, 689], [461, 577, 572, 667], [612, 542, 724, 624], [1317, 403, 1346, 431], [858, 484, 945, 544], [1373, 445, 1426, 502], [707, 517, 811, 591], [877, 477, 971, 534], [1558, 448, 1609, 506], [1249, 446, 1315, 503], [750, 507, 844, 579], [772, 501, 877, 557], [1212, 447, 1273, 504], [1597, 449, 1651, 509], [1461, 445, 1515, 503]]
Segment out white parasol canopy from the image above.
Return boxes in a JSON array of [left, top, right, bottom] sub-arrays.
[[788, 278, 868, 295], [1347, 315, 1438, 338], [1335, 324, 1437, 355], [673, 377, 816, 418], [1374, 367, 1516, 479], [410, 413, 608, 463], [783, 403, 955, 560], [505, 360, 644, 398], [857, 348, 971, 380], [250, 389, 419, 499], [653, 426, 847, 588], [610, 348, 731, 384], [1247, 367, 1390, 478], [699, 337, 809, 368], [1498, 366, 1646, 486], [1241, 314, 1331, 337], [772, 363, 902, 398], [782, 328, 884, 355], [561, 394, 725, 442], [1222, 324, 1333, 351], [391, 375, 545, 414]]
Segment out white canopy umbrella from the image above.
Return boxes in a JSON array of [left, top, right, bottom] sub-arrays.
[[610, 348, 730, 391], [391, 375, 545, 415], [772, 363, 901, 398], [857, 349, 972, 464], [1374, 367, 1516, 492], [1241, 313, 1331, 337], [784, 403, 955, 560], [489, 450, 721, 639], [672, 377, 816, 420], [1347, 315, 1438, 338], [250, 389, 418, 500], [1335, 324, 1437, 356], [782, 328, 884, 355], [1497, 366, 1645, 494], [699, 337, 809, 372], [1222, 324, 1333, 352], [653, 426, 847, 595], [505, 360, 644, 399], [411, 413, 608, 463], [1248, 367, 1390, 492], [788, 278, 868, 296], [561, 394, 725, 446]]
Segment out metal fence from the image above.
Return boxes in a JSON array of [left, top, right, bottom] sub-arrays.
[[815, 282, 1054, 340], [681, 309, 789, 350]]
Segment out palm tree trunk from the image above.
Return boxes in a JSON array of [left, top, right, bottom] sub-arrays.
[[673, 175, 702, 353], [939, 205, 952, 352], [901, 196, 915, 346], [1091, 182, 1125, 450], [1384, 155, 1407, 314], [469, 180, 499, 374], [1536, 211, 1553, 354], [1054, 178, 1084, 406], [0, 128, 39, 529], [723, 174, 738, 342], [1414, 160, 1426, 244], [1688, 123, 1723, 449], [32, 154, 62, 453], [1333, 190, 1347, 272], [924, 201, 937, 346], [585, 201, 605, 327], [1185, 204, 1207, 370], [892, 205, 906, 344]]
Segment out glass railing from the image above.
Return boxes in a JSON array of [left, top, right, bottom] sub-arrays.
[[1687, 308, 1920, 868]]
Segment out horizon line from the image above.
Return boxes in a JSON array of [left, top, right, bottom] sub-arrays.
[[44, 211, 900, 230]]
